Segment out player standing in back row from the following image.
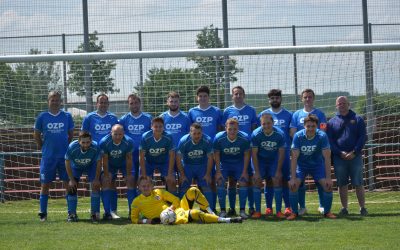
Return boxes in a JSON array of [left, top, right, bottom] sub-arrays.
[[34, 91, 75, 222]]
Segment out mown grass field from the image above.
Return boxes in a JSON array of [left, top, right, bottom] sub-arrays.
[[1, 192, 399, 250]]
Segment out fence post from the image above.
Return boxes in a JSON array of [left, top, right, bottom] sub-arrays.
[[292, 25, 299, 110], [138, 31, 143, 87], [0, 154, 5, 203], [62, 33, 68, 109]]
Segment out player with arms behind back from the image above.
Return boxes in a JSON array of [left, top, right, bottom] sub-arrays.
[[130, 176, 242, 224], [34, 91, 74, 222]]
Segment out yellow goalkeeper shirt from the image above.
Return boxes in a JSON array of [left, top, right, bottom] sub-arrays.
[[131, 189, 180, 224]]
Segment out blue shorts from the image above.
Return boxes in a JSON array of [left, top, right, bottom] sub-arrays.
[[142, 162, 169, 178], [39, 157, 68, 184], [181, 164, 208, 189], [296, 165, 326, 182], [220, 161, 246, 182], [333, 154, 364, 187], [72, 164, 97, 182], [132, 149, 140, 178], [282, 150, 291, 181], [254, 157, 276, 179]]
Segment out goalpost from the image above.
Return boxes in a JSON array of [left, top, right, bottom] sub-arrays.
[[0, 43, 399, 204]]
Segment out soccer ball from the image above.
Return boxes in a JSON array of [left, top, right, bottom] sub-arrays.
[[160, 208, 176, 225]]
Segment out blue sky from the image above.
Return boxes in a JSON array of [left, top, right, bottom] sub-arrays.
[[0, 1, 399, 98]]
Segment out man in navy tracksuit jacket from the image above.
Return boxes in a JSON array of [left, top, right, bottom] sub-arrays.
[[327, 96, 368, 216]]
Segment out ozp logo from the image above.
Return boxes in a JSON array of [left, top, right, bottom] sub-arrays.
[[188, 149, 204, 157], [261, 141, 277, 150], [196, 117, 213, 123], [110, 150, 122, 158], [301, 145, 317, 155], [299, 118, 305, 125], [149, 148, 166, 155], [128, 124, 145, 132], [223, 147, 240, 154], [95, 124, 112, 131], [274, 119, 286, 126], [232, 115, 249, 122], [74, 158, 91, 165], [165, 124, 182, 130], [47, 123, 64, 130]]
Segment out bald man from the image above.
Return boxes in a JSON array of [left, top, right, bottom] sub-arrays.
[[99, 124, 135, 219], [327, 96, 368, 216]]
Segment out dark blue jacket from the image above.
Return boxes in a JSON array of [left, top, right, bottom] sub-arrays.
[[327, 110, 367, 156]]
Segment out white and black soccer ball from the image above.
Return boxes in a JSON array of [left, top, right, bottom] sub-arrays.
[[160, 208, 176, 225]]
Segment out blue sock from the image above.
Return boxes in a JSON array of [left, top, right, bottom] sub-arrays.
[[202, 187, 214, 210], [282, 186, 290, 208], [289, 191, 299, 214], [127, 188, 137, 211], [39, 194, 48, 214], [111, 190, 118, 212], [67, 194, 78, 215], [316, 182, 324, 208], [323, 191, 333, 214], [247, 186, 254, 210], [217, 186, 227, 210], [274, 187, 283, 213], [238, 186, 248, 210], [264, 186, 274, 209], [228, 187, 236, 210], [91, 191, 100, 214], [298, 183, 306, 208], [253, 186, 261, 212], [102, 189, 113, 214]]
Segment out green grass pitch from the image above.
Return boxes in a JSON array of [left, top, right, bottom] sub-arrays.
[[0, 192, 399, 250]]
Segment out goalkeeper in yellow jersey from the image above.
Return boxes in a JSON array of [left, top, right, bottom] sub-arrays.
[[131, 176, 243, 224]]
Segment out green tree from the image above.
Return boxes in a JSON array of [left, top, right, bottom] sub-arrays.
[[68, 31, 118, 96], [188, 24, 243, 85], [135, 68, 208, 116], [0, 49, 61, 126]]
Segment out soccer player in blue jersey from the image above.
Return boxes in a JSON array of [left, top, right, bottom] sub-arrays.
[[214, 118, 251, 219], [34, 91, 75, 222], [258, 89, 293, 217], [290, 89, 326, 215], [188, 86, 224, 138], [65, 131, 102, 222], [287, 114, 336, 220], [160, 91, 191, 196], [223, 86, 258, 216], [99, 124, 135, 219], [251, 113, 286, 219], [119, 94, 152, 212], [176, 123, 214, 205], [81, 94, 118, 144], [188, 86, 224, 212], [139, 117, 176, 192]]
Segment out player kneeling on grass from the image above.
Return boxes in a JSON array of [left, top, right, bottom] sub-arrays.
[[65, 131, 102, 223], [287, 114, 336, 220], [130, 176, 242, 224]]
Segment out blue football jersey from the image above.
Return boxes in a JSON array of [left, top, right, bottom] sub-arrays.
[[290, 108, 327, 131], [65, 140, 102, 170], [119, 112, 152, 150], [251, 126, 286, 163], [291, 129, 330, 169], [81, 111, 118, 143], [188, 105, 223, 139], [213, 131, 250, 164], [160, 111, 191, 147], [259, 108, 292, 148], [140, 130, 175, 165], [177, 133, 213, 166], [99, 134, 134, 168], [223, 105, 258, 137], [34, 110, 75, 158]]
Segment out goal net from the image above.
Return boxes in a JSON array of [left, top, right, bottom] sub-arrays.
[[0, 44, 399, 206]]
